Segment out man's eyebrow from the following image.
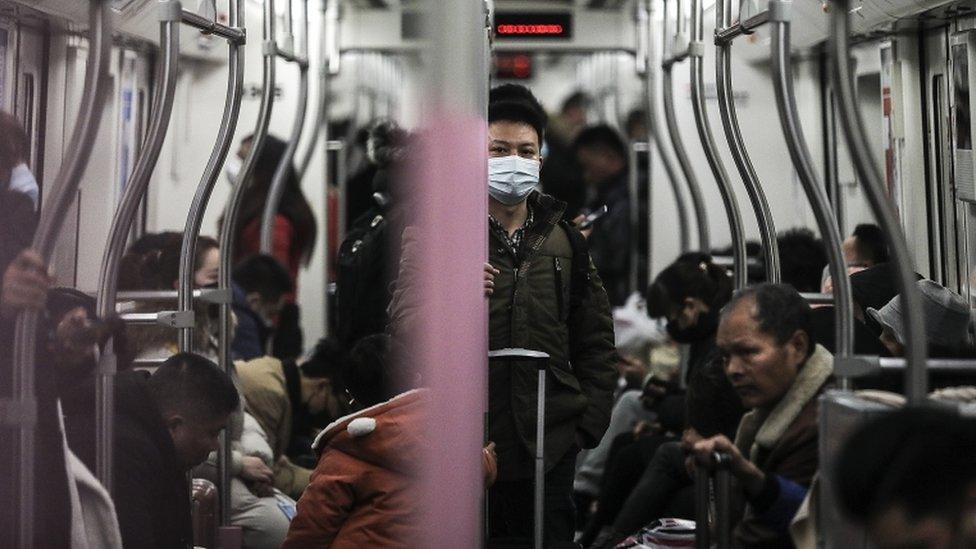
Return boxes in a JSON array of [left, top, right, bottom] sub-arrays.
[[489, 139, 512, 146]]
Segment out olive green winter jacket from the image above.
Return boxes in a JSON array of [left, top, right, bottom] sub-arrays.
[[488, 191, 616, 481]]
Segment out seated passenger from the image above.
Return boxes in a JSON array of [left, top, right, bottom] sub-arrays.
[[867, 279, 975, 358], [232, 254, 293, 361], [68, 352, 240, 549], [835, 407, 976, 549], [776, 228, 827, 294], [237, 336, 349, 499], [843, 223, 889, 268], [689, 283, 832, 549], [283, 334, 427, 548]]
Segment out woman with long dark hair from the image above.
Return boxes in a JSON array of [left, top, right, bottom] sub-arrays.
[[227, 134, 318, 284]]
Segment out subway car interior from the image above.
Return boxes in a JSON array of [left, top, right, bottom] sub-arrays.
[[2, 0, 976, 547]]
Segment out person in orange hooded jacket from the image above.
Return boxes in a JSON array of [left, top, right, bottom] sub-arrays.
[[283, 334, 497, 548]]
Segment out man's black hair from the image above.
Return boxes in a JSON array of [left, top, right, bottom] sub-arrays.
[[301, 336, 345, 380], [645, 254, 732, 319], [852, 223, 889, 265], [625, 108, 648, 135], [232, 254, 294, 301], [835, 407, 976, 525], [724, 283, 815, 357], [777, 228, 828, 293], [488, 84, 548, 144], [685, 356, 745, 438], [572, 124, 628, 163], [149, 352, 240, 420], [341, 334, 394, 408], [560, 91, 591, 113]]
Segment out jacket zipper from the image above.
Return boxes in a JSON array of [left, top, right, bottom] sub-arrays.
[[554, 257, 564, 319]]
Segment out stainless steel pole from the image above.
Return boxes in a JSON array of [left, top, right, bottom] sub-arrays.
[[690, 0, 747, 288], [715, 0, 780, 283], [9, 3, 112, 546], [93, 1, 181, 491], [297, 0, 330, 180], [260, 0, 310, 253], [218, 0, 277, 524], [770, 1, 854, 374], [662, 0, 710, 251], [646, 0, 690, 256], [177, 0, 246, 352], [828, 0, 927, 401]]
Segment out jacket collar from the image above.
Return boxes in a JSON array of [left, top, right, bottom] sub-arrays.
[[312, 388, 428, 451], [508, 191, 567, 276], [735, 344, 833, 461]]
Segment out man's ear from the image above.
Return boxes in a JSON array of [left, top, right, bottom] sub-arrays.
[[245, 292, 263, 310], [788, 330, 810, 361]]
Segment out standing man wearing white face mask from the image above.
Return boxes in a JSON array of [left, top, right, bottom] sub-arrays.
[[484, 84, 616, 547]]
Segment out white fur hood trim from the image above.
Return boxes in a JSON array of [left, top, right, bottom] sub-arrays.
[[311, 389, 426, 451]]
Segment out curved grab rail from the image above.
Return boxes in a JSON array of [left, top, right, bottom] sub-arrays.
[[645, 0, 690, 255], [260, 0, 310, 253], [662, 0, 710, 252], [92, 3, 182, 490], [770, 2, 854, 370], [9, 2, 113, 546], [177, 0, 246, 352], [218, 0, 277, 524], [297, 0, 332, 179], [715, 0, 780, 283], [689, 0, 747, 289], [828, 0, 927, 401]]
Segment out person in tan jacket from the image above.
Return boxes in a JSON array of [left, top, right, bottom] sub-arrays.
[[237, 337, 349, 500]]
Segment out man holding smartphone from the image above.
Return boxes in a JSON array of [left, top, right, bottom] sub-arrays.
[[483, 84, 616, 547]]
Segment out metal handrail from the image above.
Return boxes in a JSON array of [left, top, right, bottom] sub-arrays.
[[297, 0, 333, 179], [181, 8, 245, 43], [92, 0, 181, 493], [714, 9, 770, 44], [690, 0, 747, 288], [836, 356, 976, 377], [770, 0, 854, 378], [8, 2, 112, 546], [629, 141, 649, 294], [715, 0, 780, 283], [828, 0, 928, 402], [662, 0, 710, 252], [260, 0, 311, 253], [218, 0, 277, 525], [643, 0, 690, 256], [177, 0, 246, 353]]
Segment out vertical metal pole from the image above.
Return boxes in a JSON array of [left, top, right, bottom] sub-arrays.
[[662, 0, 710, 252], [714, 458, 732, 549], [714, 0, 780, 283], [694, 467, 711, 549], [177, 2, 246, 353], [828, 0, 927, 400], [296, 0, 330, 180], [534, 367, 546, 549], [689, 0, 747, 288], [9, 3, 112, 546], [770, 2, 854, 372], [218, 0, 277, 525], [260, 0, 310, 253], [645, 0, 690, 256], [93, 1, 182, 491], [628, 143, 643, 294], [336, 142, 348, 244]]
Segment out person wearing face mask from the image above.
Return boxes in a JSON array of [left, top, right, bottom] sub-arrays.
[[231, 254, 294, 361], [483, 84, 617, 547], [645, 253, 733, 384]]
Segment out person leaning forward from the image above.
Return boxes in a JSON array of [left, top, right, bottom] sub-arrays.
[[484, 84, 617, 546]]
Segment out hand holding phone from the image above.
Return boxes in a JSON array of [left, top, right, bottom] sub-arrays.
[[578, 205, 609, 230]]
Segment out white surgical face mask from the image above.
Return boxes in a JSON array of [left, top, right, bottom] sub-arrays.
[[8, 163, 38, 210], [224, 156, 243, 185], [488, 155, 540, 205]]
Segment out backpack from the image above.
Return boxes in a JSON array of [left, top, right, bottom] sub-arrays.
[[335, 209, 390, 346]]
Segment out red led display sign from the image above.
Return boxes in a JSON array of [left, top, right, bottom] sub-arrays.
[[493, 12, 573, 40]]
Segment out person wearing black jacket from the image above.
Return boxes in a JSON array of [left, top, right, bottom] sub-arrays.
[[62, 352, 239, 549]]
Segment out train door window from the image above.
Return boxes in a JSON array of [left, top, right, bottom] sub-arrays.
[[17, 73, 34, 162], [0, 24, 11, 111]]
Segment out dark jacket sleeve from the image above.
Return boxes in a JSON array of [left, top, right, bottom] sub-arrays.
[[114, 433, 165, 548], [568, 250, 617, 448]]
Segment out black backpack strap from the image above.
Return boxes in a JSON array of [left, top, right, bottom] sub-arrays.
[[559, 219, 592, 317]]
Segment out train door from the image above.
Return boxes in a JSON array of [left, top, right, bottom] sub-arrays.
[[949, 24, 976, 301], [925, 26, 961, 291], [14, 16, 46, 183]]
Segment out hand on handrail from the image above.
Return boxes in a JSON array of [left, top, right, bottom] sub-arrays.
[[0, 250, 51, 322]]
